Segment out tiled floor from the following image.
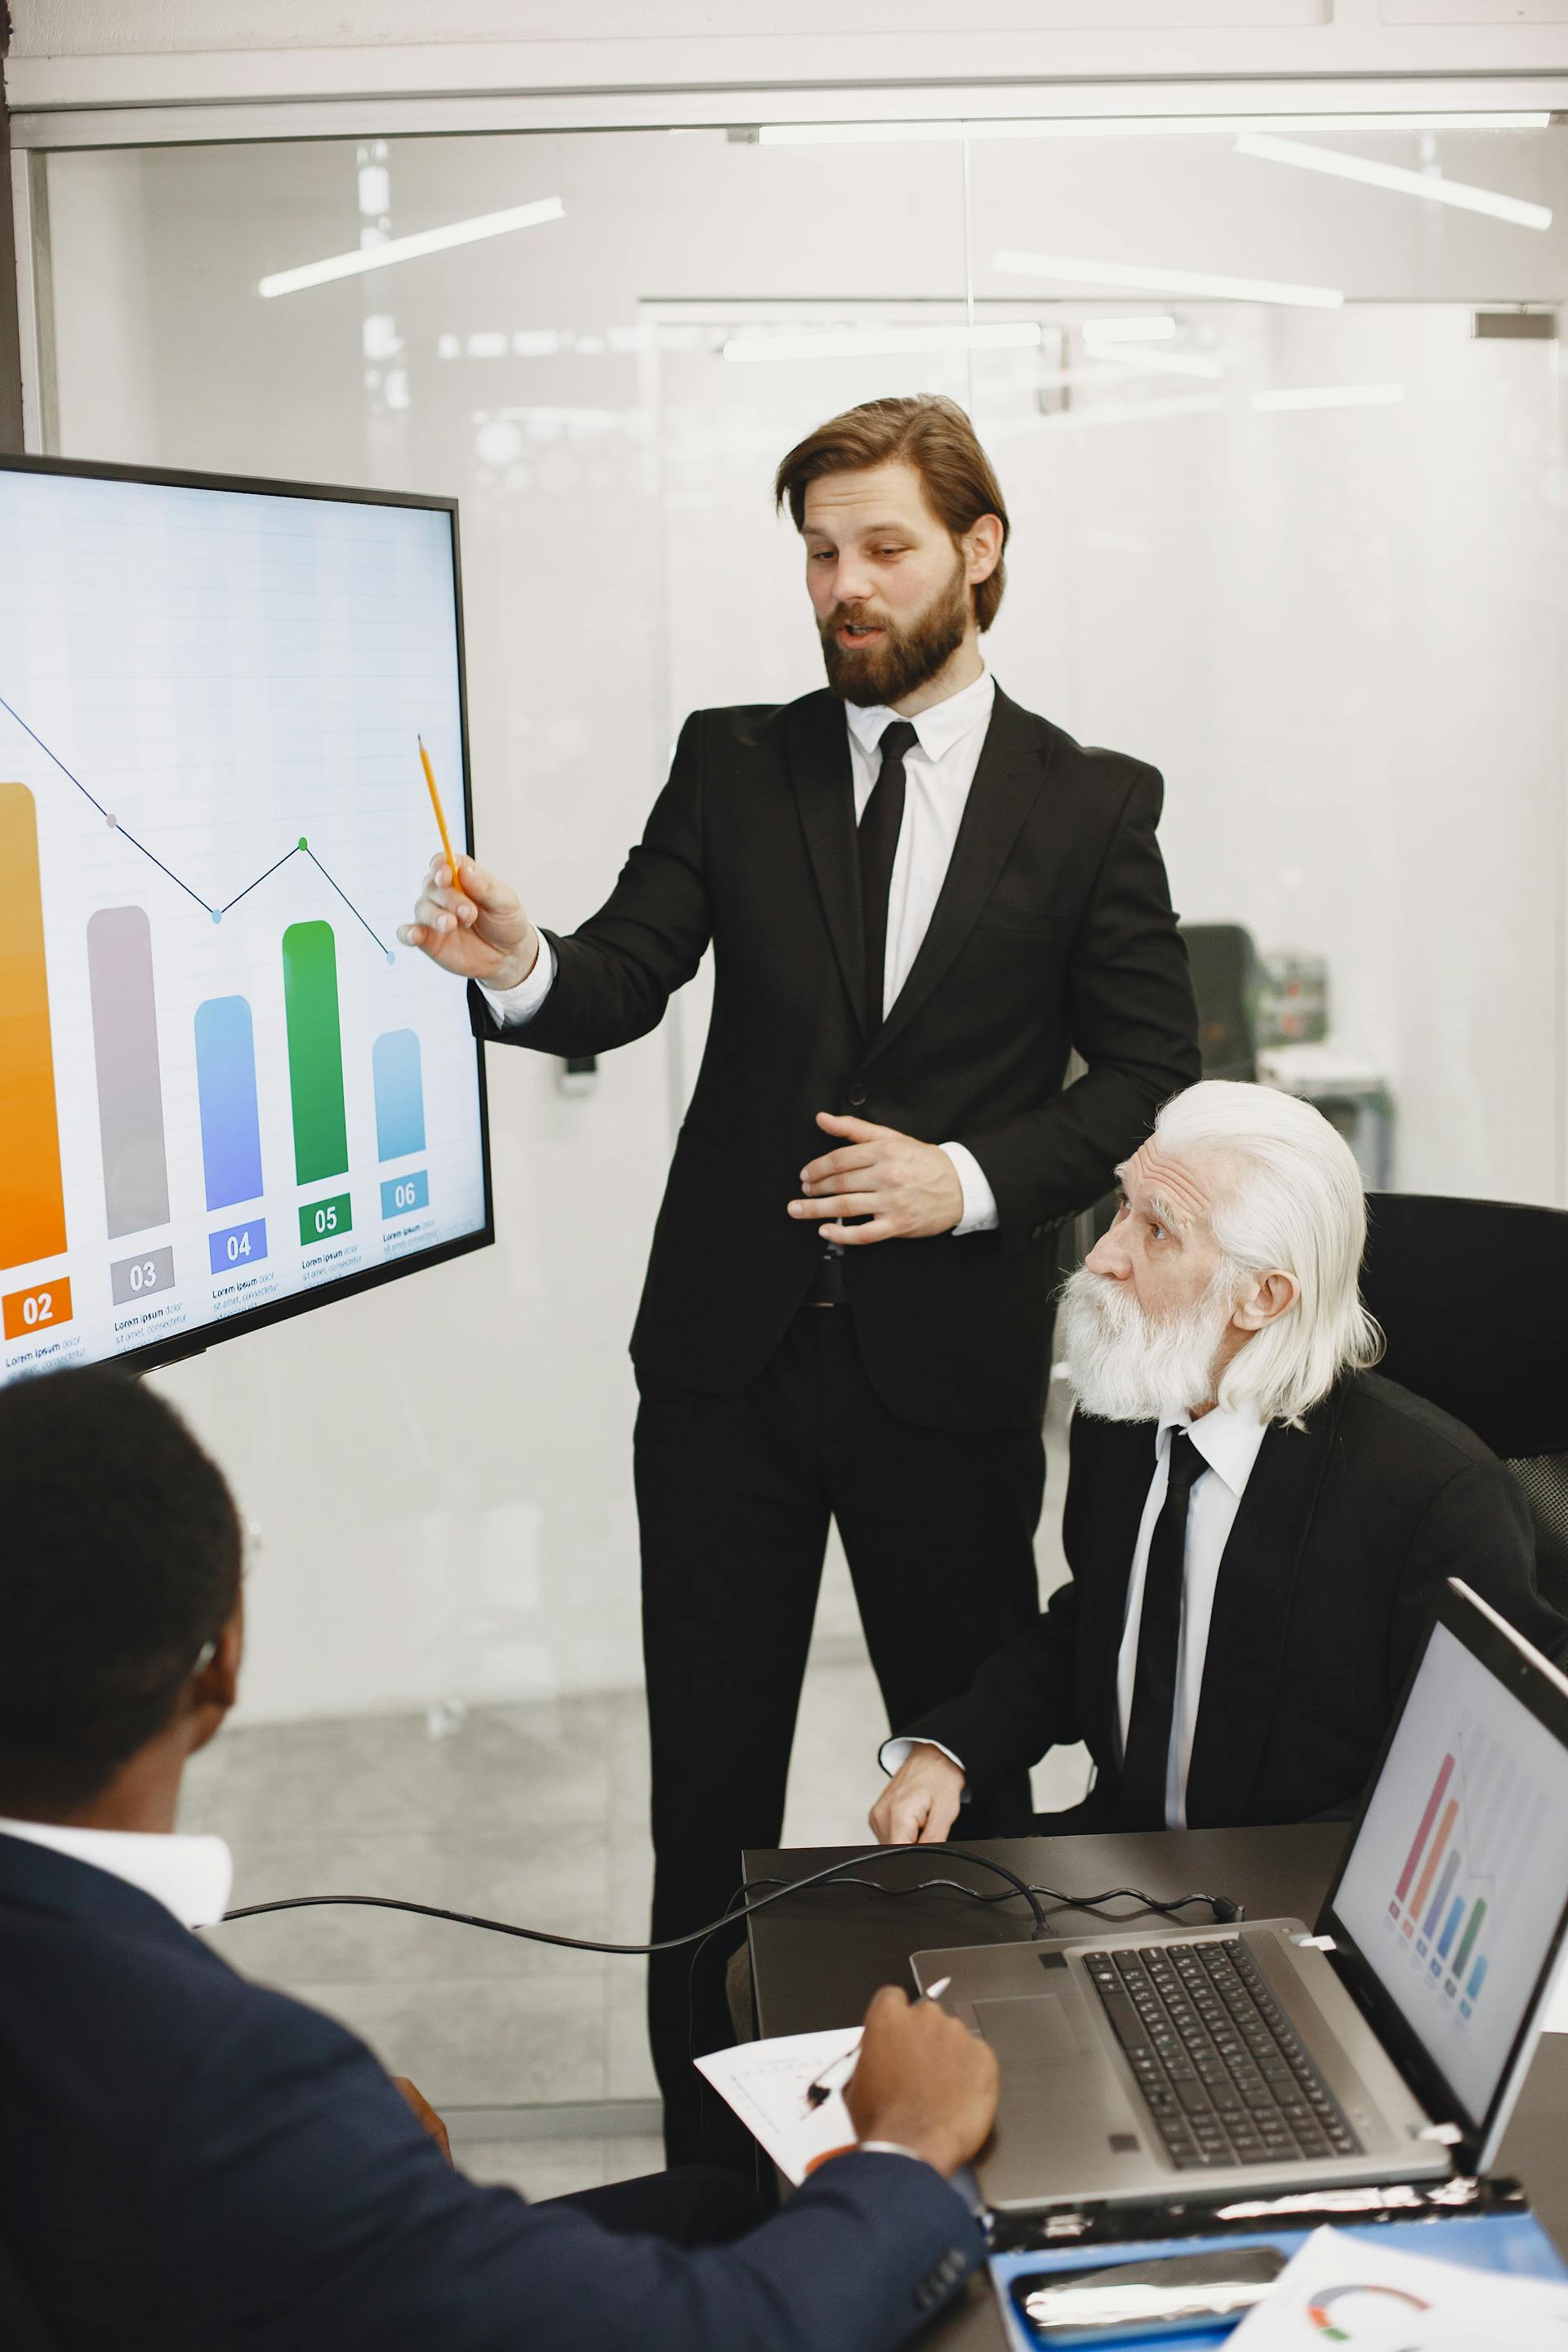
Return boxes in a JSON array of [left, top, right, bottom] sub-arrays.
[[184, 1407, 1085, 2192]]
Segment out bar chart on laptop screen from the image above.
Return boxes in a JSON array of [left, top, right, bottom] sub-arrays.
[[0, 465, 488, 1380], [1336, 1624, 1568, 2121]]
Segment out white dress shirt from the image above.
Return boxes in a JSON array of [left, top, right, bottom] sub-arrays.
[[479, 668, 1001, 1235], [0, 1815, 234, 1929], [880, 1403, 1268, 1830]]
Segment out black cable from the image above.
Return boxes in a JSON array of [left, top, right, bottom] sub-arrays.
[[743, 1874, 1243, 1926], [220, 1843, 1051, 1948], [219, 1846, 1239, 1951]]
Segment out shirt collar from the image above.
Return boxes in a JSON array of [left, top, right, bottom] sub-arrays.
[[0, 1817, 234, 1930], [843, 665, 995, 766], [1157, 1403, 1268, 1499]]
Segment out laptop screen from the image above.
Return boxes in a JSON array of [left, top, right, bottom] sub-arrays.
[[1331, 1614, 1568, 2130]]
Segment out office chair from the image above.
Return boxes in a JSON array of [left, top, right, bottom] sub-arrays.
[[1178, 922, 1260, 1084], [1360, 1193, 1568, 1612], [0, 2232, 58, 2352]]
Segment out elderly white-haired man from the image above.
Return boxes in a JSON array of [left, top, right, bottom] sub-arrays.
[[872, 1080, 1561, 1842]]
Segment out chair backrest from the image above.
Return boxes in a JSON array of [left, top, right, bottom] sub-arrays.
[[1360, 1192, 1568, 1610], [1178, 922, 1259, 1085], [0, 2233, 60, 2352]]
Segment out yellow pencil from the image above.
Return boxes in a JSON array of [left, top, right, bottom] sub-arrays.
[[417, 736, 463, 893]]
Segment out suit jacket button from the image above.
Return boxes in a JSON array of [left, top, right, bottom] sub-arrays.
[[847, 1086, 867, 1108]]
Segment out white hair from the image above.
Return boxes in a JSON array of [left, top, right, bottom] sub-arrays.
[[1148, 1080, 1383, 1428]]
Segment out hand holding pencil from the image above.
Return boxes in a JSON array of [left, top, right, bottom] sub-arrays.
[[398, 737, 542, 991]]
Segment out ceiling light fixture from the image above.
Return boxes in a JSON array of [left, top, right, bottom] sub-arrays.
[[993, 251, 1343, 310], [1234, 134, 1552, 229], [720, 322, 1043, 362], [259, 197, 565, 298], [755, 114, 1548, 147], [1250, 383, 1406, 412]]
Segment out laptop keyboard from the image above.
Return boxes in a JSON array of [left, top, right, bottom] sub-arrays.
[[1081, 1939, 1364, 2172]]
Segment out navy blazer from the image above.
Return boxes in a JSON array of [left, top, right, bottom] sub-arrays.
[[0, 1836, 982, 2350]]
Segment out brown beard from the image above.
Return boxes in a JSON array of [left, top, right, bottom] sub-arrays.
[[818, 550, 971, 708]]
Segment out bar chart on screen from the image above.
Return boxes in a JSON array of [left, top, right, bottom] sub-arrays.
[[1384, 1713, 1544, 2026], [0, 462, 488, 1379]]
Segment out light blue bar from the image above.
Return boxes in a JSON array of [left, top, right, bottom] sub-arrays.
[[1437, 1895, 1465, 1960], [1468, 1955, 1489, 2000], [195, 996, 264, 1212], [372, 1029, 425, 1161], [209, 1218, 268, 1275], [1423, 1847, 1462, 1941], [381, 1169, 430, 1221]]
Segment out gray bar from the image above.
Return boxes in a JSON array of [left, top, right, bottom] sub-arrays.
[[109, 1244, 176, 1307], [87, 906, 171, 1240]]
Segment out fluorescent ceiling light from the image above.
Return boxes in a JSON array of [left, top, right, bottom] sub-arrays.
[[757, 113, 1548, 148], [720, 322, 1042, 363], [259, 197, 565, 297], [1250, 383, 1405, 412], [993, 250, 1343, 310], [1017, 392, 1227, 432], [1081, 315, 1178, 342], [1235, 134, 1552, 229]]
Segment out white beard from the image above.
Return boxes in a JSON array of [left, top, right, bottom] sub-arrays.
[[1056, 1267, 1236, 1425]]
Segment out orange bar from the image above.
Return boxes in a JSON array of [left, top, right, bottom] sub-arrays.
[[2, 1275, 73, 1343], [0, 783, 69, 1272], [1410, 1797, 1460, 1923]]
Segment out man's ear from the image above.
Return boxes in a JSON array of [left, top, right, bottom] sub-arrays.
[[964, 513, 1004, 586], [187, 1597, 243, 1757], [1232, 1269, 1299, 1333]]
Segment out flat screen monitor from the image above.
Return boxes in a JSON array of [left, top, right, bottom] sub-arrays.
[[0, 454, 492, 1382]]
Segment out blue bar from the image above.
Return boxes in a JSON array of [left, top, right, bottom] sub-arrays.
[[195, 996, 264, 1212], [1437, 1896, 1465, 1960], [1468, 1955, 1489, 2001], [1423, 1848, 1462, 1941], [381, 1169, 430, 1221], [209, 1218, 268, 1275], [372, 1029, 425, 1160]]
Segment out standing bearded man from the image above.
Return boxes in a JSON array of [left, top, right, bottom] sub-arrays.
[[401, 395, 1200, 2167]]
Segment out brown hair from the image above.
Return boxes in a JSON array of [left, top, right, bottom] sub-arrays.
[[774, 394, 1010, 632]]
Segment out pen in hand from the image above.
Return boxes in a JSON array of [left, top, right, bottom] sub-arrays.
[[804, 1978, 952, 2112]]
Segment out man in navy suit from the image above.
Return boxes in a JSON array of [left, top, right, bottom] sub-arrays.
[[0, 1368, 996, 2352]]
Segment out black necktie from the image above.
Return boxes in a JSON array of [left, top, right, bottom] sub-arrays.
[[858, 719, 918, 1028], [1120, 1431, 1209, 1831]]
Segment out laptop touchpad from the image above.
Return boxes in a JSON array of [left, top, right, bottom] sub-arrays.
[[973, 1994, 1085, 2063]]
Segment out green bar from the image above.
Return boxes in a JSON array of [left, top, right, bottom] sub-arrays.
[[298, 1192, 353, 1249], [1453, 1898, 1487, 1980], [282, 921, 348, 1184]]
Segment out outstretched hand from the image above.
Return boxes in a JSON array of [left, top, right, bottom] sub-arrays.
[[398, 854, 541, 991], [789, 1113, 963, 1245]]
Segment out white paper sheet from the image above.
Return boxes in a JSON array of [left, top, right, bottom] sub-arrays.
[[1227, 2224, 1568, 2349], [694, 2029, 863, 2185]]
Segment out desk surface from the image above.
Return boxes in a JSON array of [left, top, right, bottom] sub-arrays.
[[745, 1824, 1568, 2350]]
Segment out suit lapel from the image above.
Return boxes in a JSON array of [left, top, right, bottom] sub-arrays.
[[784, 689, 868, 1036], [868, 686, 1053, 1062], [1183, 1392, 1343, 1827], [1073, 1418, 1161, 1772]]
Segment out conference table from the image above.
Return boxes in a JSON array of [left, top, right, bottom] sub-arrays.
[[745, 1824, 1568, 2349]]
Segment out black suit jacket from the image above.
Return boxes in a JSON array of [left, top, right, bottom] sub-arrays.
[[0, 1835, 982, 2352], [470, 685, 1199, 1429], [901, 1373, 1564, 1824]]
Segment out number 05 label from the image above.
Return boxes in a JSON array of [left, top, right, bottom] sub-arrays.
[[3, 1276, 73, 1341]]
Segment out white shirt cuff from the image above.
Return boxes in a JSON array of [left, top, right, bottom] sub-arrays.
[[479, 935, 556, 1026], [879, 1735, 967, 1779], [939, 1142, 998, 1236]]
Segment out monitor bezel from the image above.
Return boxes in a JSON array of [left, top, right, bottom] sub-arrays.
[[0, 450, 494, 1383], [1316, 1577, 1568, 2167]]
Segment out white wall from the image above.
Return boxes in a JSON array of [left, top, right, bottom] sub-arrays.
[[34, 121, 1568, 1724]]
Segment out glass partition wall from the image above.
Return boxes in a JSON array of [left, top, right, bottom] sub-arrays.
[[24, 118, 1568, 2155]]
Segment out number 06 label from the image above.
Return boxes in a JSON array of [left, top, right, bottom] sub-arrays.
[[3, 1276, 73, 1341]]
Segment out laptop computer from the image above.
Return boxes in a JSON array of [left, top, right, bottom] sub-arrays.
[[911, 1578, 1568, 2212]]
